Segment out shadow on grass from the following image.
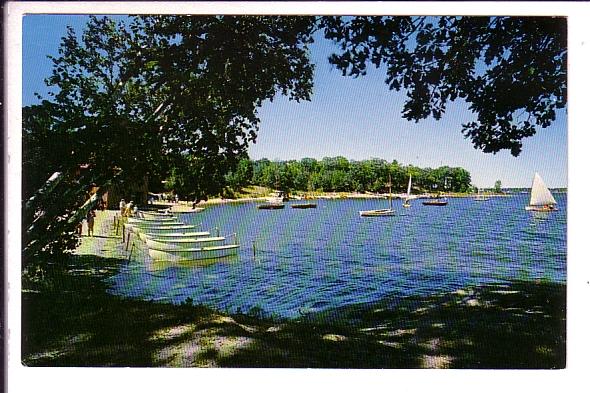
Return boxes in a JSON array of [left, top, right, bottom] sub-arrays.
[[22, 255, 565, 368]]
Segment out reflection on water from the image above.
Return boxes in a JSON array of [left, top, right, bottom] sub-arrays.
[[530, 211, 551, 223], [107, 194, 567, 319]]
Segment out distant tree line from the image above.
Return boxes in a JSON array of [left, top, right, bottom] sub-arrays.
[[223, 156, 472, 194]]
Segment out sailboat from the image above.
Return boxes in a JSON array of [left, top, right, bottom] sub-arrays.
[[360, 175, 395, 216], [525, 172, 558, 212], [402, 175, 412, 208]]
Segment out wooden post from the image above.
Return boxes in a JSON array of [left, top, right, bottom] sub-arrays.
[[252, 240, 256, 258], [122, 223, 126, 242], [125, 232, 131, 251], [128, 242, 135, 262]]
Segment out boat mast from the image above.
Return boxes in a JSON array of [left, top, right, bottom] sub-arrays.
[[388, 174, 392, 210]]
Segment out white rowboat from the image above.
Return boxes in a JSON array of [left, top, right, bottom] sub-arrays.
[[137, 211, 174, 218], [125, 222, 189, 234], [146, 237, 226, 251], [127, 219, 186, 227], [139, 231, 211, 241], [128, 216, 176, 222], [148, 244, 240, 262]]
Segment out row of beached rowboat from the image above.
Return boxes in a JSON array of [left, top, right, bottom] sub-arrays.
[[124, 209, 239, 263]]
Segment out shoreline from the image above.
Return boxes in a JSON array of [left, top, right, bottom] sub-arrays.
[[192, 191, 515, 207]]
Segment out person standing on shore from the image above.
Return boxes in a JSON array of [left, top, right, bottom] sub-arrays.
[[119, 199, 126, 216], [124, 201, 134, 217], [86, 209, 96, 237]]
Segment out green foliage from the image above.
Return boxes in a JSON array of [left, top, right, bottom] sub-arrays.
[[23, 15, 316, 266], [494, 180, 503, 193], [248, 157, 471, 193], [321, 16, 566, 156]]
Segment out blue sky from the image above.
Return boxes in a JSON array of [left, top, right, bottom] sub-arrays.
[[22, 14, 568, 188]]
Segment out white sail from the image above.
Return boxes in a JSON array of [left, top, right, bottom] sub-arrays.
[[529, 173, 557, 206], [406, 175, 412, 197]]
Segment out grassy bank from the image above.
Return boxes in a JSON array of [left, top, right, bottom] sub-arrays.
[[22, 210, 566, 368]]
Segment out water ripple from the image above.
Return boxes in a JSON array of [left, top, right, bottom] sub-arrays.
[[107, 195, 567, 318]]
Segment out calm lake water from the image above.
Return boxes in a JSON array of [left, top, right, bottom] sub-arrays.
[[108, 194, 567, 319]]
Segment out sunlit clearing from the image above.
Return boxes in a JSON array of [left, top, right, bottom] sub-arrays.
[[421, 354, 453, 368], [150, 323, 196, 342]]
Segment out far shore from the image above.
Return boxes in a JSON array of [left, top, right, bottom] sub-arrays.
[[182, 191, 516, 208]]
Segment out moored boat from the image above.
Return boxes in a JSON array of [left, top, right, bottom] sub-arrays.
[[127, 218, 186, 227], [133, 225, 197, 240], [474, 188, 490, 201], [291, 203, 317, 209], [140, 231, 211, 241], [359, 174, 395, 216], [257, 191, 288, 209], [422, 197, 448, 206], [148, 244, 240, 262], [139, 224, 196, 233], [129, 215, 177, 222], [138, 210, 174, 218], [258, 203, 285, 210], [359, 208, 395, 217], [146, 236, 226, 251], [125, 220, 188, 234], [174, 208, 205, 219]]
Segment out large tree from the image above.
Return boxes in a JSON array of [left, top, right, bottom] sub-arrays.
[[23, 15, 316, 267], [321, 16, 566, 156]]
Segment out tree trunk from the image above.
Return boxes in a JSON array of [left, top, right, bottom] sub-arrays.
[[23, 171, 64, 215]]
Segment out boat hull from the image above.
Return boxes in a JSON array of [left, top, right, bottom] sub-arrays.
[[139, 230, 210, 242], [174, 209, 204, 218], [148, 244, 240, 262], [129, 216, 176, 222], [525, 205, 558, 212], [139, 225, 195, 233], [126, 223, 186, 234], [146, 237, 225, 250], [291, 203, 317, 209], [258, 204, 285, 210], [422, 200, 448, 206], [127, 220, 186, 228]]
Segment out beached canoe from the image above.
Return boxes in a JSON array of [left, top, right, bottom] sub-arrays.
[[147, 244, 240, 262]]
